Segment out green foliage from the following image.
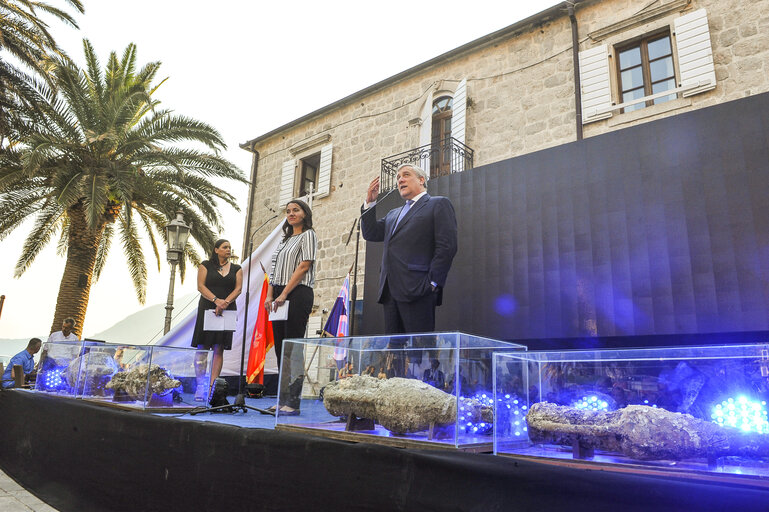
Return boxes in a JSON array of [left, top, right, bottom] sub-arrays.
[[0, 0, 85, 142], [0, 39, 246, 306]]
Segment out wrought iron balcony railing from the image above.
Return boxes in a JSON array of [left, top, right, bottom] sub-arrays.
[[380, 137, 473, 194]]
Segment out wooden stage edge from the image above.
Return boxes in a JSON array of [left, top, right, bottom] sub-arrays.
[[275, 423, 493, 453], [499, 452, 769, 489]]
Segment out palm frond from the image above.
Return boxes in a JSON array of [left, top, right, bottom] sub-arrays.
[[135, 207, 161, 271], [118, 208, 147, 303], [13, 201, 64, 276], [93, 222, 113, 280], [0, 188, 50, 240], [55, 214, 70, 256], [82, 171, 109, 228]]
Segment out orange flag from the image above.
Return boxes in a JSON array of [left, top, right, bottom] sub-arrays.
[[246, 267, 274, 384]]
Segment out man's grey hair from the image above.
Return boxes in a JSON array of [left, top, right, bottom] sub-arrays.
[[395, 163, 428, 189], [63, 318, 76, 327]]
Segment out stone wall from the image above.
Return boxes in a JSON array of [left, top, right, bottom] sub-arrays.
[[245, 0, 769, 327]]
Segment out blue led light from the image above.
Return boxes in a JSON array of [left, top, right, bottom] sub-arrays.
[[458, 391, 529, 437], [711, 396, 769, 434], [571, 395, 610, 412], [41, 367, 67, 391]]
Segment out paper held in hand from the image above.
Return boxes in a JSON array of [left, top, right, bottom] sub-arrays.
[[203, 310, 237, 331], [269, 300, 289, 321]]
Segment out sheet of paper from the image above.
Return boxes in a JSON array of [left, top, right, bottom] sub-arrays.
[[269, 300, 289, 321], [203, 309, 237, 331]]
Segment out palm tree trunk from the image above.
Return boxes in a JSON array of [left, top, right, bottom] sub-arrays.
[[49, 203, 104, 337]]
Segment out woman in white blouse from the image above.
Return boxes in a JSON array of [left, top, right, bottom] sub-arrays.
[[265, 199, 317, 415]]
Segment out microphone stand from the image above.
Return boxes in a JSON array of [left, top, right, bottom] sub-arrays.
[[191, 214, 278, 415], [345, 218, 360, 335]]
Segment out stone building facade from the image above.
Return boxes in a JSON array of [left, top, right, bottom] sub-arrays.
[[240, 0, 769, 333]]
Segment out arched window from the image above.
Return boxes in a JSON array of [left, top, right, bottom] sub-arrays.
[[431, 96, 453, 177]]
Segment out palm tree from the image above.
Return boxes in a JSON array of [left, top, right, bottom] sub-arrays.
[[0, 39, 246, 336], [0, 0, 85, 144]]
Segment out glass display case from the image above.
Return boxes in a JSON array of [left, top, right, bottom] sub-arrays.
[[275, 332, 525, 451], [494, 344, 769, 482], [35, 341, 212, 410], [35, 340, 105, 395]]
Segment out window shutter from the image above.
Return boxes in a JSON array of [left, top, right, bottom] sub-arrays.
[[674, 8, 716, 97], [316, 143, 333, 198], [452, 79, 467, 146], [305, 315, 322, 338], [279, 159, 295, 207], [579, 45, 613, 124], [419, 91, 433, 172]]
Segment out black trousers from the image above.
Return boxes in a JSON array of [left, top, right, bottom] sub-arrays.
[[381, 280, 437, 334], [381, 281, 437, 374], [272, 284, 313, 409]]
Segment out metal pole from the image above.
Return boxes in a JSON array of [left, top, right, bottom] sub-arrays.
[[0, 295, 5, 320], [233, 238, 254, 406], [568, 2, 584, 140], [349, 219, 361, 335], [163, 259, 178, 335]]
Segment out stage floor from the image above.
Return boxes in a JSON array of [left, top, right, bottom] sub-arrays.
[[153, 395, 281, 429]]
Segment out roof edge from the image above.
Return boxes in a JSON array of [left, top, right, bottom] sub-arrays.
[[240, 1, 574, 150]]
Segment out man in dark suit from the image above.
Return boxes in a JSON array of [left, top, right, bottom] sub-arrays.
[[361, 164, 458, 334]]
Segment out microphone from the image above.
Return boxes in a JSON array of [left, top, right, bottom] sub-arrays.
[[364, 184, 399, 213], [376, 184, 400, 204], [250, 214, 279, 243], [263, 199, 277, 214], [347, 184, 400, 246]]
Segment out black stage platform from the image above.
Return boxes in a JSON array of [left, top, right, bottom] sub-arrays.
[[2, 390, 769, 511]]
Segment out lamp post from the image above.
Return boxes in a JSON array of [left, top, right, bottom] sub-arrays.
[[164, 211, 191, 334]]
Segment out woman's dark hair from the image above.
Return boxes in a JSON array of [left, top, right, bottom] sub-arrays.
[[282, 199, 313, 241], [208, 239, 230, 266]]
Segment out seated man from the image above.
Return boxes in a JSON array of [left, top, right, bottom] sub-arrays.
[[422, 359, 445, 389], [48, 318, 79, 342], [2, 338, 42, 388]]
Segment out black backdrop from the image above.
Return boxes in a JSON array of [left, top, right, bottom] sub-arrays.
[[363, 92, 769, 349]]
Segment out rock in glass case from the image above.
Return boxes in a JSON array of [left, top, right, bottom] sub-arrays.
[[275, 332, 525, 451], [494, 344, 769, 482], [76, 344, 212, 410], [35, 341, 212, 410]]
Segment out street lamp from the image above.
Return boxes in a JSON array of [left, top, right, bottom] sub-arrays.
[[164, 211, 191, 334]]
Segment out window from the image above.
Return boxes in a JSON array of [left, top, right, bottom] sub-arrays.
[[297, 152, 320, 197], [616, 32, 676, 113], [431, 96, 453, 177], [279, 142, 332, 207]]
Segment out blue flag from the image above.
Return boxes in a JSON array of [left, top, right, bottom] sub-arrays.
[[323, 274, 350, 360]]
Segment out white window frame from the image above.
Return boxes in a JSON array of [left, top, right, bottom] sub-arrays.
[[580, 8, 716, 123]]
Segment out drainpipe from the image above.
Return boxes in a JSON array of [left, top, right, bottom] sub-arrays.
[[568, 1, 583, 141], [241, 143, 260, 258]]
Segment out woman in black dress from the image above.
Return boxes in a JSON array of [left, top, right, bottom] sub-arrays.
[[191, 239, 243, 400]]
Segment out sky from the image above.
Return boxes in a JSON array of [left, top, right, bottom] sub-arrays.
[[0, 0, 556, 341]]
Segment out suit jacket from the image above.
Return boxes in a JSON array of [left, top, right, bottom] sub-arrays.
[[361, 193, 457, 305]]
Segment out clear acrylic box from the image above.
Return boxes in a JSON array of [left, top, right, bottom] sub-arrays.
[[76, 344, 212, 410], [275, 332, 525, 450], [35, 341, 212, 410], [494, 344, 769, 481], [35, 340, 104, 395]]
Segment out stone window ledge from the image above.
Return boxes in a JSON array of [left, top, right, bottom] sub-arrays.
[[608, 97, 692, 128]]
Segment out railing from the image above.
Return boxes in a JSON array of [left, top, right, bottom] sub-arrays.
[[380, 137, 473, 194]]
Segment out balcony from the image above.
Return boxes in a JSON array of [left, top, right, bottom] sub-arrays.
[[380, 137, 473, 193]]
